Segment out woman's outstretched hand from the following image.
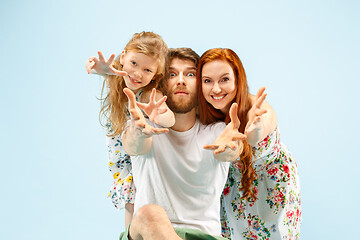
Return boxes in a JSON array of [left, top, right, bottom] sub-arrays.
[[86, 51, 127, 76], [245, 86, 268, 145], [204, 103, 246, 161], [245, 87, 267, 134]]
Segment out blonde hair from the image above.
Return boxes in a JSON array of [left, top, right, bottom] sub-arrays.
[[100, 31, 168, 136]]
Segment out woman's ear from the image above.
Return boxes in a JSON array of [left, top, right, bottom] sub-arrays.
[[119, 50, 126, 65]]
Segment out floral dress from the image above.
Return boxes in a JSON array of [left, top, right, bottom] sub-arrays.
[[220, 128, 301, 240], [106, 89, 144, 210]]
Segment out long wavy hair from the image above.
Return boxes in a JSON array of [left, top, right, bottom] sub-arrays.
[[196, 48, 257, 201], [100, 31, 168, 136]]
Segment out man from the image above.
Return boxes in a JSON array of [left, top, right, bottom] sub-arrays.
[[122, 48, 245, 240]]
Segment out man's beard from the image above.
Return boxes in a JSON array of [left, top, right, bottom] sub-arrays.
[[166, 89, 198, 114]]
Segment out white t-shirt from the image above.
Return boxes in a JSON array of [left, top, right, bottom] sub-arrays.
[[131, 119, 230, 236]]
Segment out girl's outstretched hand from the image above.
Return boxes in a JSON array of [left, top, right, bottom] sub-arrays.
[[245, 86, 267, 135], [123, 88, 169, 136], [136, 88, 168, 124], [204, 103, 246, 161], [86, 51, 127, 76]]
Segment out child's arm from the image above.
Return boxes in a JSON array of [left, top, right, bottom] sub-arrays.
[[204, 103, 247, 162], [137, 88, 175, 128], [86, 51, 127, 76], [245, 87, 277, 146], [125, 203, 134, 227]]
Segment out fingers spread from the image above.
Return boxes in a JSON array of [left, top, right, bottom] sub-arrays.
[[150, 88, 156, 102], [152, 127, 169, 134], [108, 54, 116, 64], [227, 142, 237, 150], [203, 144, 219, 150], [114, 70, 128, 76], [129, 109, 140, 120], [214, 146, 226, 155], [229, 103, 240, 128], [98, 51, 106, 62], [232, 133, 246, 141], [136, 102, 147, 110], [157, 109, 167, 115], [255, 108, 267, 117], [256, 86, 266, 99], [255, 93, 267, 108], [156, 96, 167, 107], [123, 88, 137, 109]]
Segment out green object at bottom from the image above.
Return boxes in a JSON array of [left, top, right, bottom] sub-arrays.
[[174, 227, 227, 240], [119, 225, 227, 240]]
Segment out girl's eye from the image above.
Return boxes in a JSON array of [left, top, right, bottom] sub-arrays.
[[131, 61, 136, 65], [203, 79, 211, 83], [187, 72, 195, 77], [145, 69, 152, 73]]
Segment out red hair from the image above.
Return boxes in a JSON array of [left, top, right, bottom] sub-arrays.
[[196, 48, 257, 201]]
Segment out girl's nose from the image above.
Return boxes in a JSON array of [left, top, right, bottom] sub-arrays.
[[134, 71, 141, 79]]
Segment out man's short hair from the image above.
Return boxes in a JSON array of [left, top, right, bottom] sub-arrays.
[[159, 48, 200, 91], [168, 48, 200, 67]]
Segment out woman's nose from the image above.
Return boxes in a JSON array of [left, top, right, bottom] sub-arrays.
[[212, 83, 221, 94]]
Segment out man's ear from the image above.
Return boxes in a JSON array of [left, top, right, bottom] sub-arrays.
[[119, 50, 126, 65]]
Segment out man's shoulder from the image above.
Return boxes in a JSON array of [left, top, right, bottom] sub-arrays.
[[197, 119, 226, 130], [197, 119, 226, 136]]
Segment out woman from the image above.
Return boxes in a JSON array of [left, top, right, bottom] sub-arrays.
[[197, 48, 301, 240]]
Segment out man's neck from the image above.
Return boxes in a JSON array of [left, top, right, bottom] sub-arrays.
[[171, 108, 197, 132]]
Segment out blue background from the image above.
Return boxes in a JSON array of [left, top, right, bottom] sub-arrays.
[[1, 0, 359, 239]]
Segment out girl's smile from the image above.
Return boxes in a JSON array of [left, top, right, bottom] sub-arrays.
[[120, 51, 159, 91]]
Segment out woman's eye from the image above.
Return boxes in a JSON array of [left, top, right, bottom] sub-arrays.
[[222, 78, 229, 82], [203, 79, 211, 83]]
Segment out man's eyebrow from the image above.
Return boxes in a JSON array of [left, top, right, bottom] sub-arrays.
[[169, 67, 197, 71]]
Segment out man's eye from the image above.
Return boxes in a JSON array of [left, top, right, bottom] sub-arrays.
[[187, 72, 195, 77], [170, 73, 176, 77]]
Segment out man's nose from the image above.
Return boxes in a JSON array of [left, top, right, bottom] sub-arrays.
[[177, 73, 186, 85]]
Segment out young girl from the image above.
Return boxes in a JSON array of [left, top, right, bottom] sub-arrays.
[[197, 48, 301, 240], [86, 31, 175, 226]]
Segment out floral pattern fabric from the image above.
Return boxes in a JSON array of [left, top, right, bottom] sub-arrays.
[[220, 128, 301, 240], [106, 89, 144, 210], [106, 131, 135, 209]]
